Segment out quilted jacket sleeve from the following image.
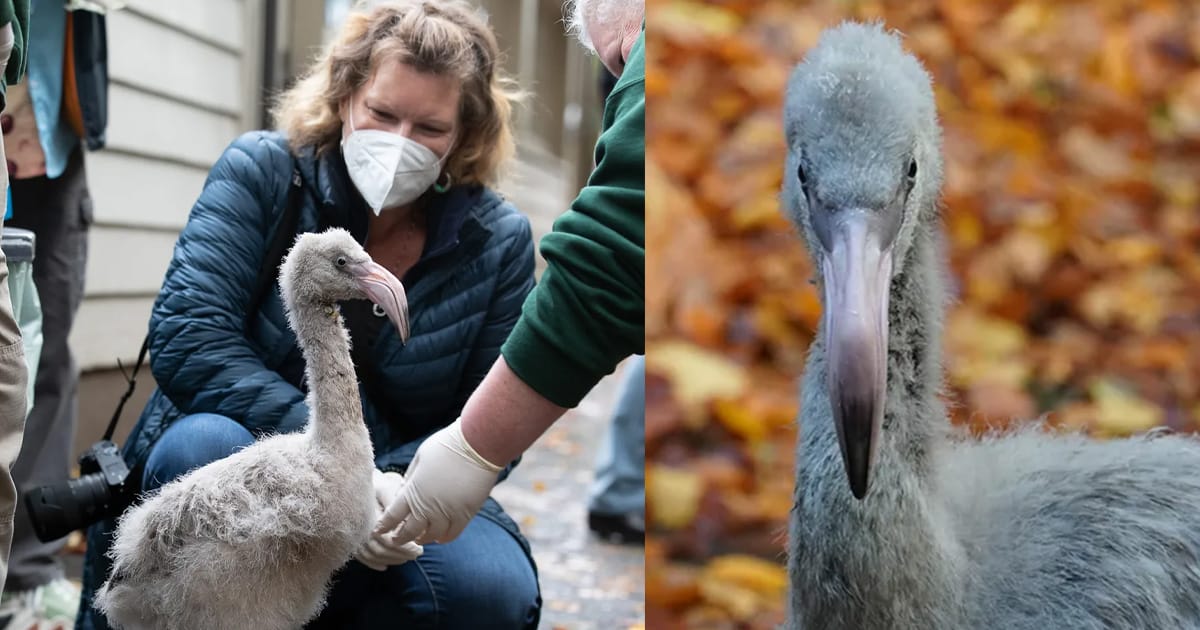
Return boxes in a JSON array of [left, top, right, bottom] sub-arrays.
[[148, 132, 309, 435], [451, 210, 536, 415]]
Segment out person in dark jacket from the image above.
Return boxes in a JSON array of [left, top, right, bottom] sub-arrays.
[[375, 0, 644, 548], [76, 2, 540, 628]]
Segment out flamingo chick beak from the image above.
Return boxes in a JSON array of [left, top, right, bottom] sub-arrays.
[[819, 210, 894, 500], [350, 261, 411, 344]]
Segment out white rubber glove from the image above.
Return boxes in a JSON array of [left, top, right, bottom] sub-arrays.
[[355, 469, 425, 571], [373, 418, 503, 545]]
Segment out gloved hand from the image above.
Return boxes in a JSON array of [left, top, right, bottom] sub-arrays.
[[355, 469, 425, 571], [373, 417, 503, 545]]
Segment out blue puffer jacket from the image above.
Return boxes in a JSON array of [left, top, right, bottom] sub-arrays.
[[77, 130, 537, 629], [134, 129, 535, 469]]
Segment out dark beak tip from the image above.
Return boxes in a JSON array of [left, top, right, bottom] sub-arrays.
[[849, 475, 869, 500], [838, 440, 872, 500], [834, 402, 877, 501]]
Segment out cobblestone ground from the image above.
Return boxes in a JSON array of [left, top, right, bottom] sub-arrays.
[[492, 359, 646, 630]]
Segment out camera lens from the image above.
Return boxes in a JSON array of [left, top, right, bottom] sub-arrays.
[[25, 473, 124, 543]]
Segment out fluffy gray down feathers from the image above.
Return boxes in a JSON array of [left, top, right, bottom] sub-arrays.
[[95, 229, 379, 630]]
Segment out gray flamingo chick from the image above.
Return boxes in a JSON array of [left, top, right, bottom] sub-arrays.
[[96, 228, 413, 630], [785, 22, 1200, 630]]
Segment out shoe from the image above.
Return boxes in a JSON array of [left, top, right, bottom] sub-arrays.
[[0, 578, 80, 629], [587, 510, 645, 546]]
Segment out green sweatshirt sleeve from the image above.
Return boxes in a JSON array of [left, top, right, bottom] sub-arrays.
[[0, 0, 29, 92], [500, 30, 646, 408], [0, 0, 29, 109]]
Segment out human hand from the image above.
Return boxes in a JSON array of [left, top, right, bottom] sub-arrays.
[[373, 418, 503, 545], [355, 470, 424, 571]]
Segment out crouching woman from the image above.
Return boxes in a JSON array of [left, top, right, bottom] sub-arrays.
[[76, 2, 541, 628]]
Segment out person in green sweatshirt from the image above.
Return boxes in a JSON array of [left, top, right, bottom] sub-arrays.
[[0, 0, 31, 598], [370, 0, 645, 550]]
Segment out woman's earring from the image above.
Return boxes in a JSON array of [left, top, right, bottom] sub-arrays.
[[433, 171, 453, 193]]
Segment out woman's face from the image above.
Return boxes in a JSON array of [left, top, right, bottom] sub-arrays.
[[343, 59, 461, 159]]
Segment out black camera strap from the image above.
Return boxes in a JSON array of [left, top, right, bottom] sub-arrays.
[[105, 162, 305, 441], [104, 335, 150, 441]]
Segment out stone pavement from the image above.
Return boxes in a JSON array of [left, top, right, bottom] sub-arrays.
[[499, 142, 575, 276], [492, 358, 645, 630]]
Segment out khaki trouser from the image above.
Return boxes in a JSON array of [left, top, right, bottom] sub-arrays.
[[0, 21, 29, 593]]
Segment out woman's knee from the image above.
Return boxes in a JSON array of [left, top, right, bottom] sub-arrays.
[[425, 518, 541, 628], [142, 413, 254, 490], [458, 567, 539, 628], [306, 518, 540, 628]]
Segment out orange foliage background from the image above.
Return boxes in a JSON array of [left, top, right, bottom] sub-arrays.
[[644, 0, 1200, 627]]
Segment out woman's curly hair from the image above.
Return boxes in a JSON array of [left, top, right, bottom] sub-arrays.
[[271, 0, 521, 187]]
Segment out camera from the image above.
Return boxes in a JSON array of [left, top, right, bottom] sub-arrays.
[[24, 440, 136, 543]]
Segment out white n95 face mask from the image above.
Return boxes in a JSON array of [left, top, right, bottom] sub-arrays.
[[341, 104, 450, 215]]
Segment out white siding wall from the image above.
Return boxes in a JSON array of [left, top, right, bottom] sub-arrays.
[[69, 1, 261, 371]]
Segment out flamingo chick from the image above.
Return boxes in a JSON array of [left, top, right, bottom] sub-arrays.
[[96, 228, 412, 630]]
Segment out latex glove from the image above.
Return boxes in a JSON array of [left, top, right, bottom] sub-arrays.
[[374, 418, 503, 545], [355, 469, 425, 571]]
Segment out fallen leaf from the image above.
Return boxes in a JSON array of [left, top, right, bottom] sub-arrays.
[[702, 555, 788, 596], [647, 465, 706, 530], [645, 339, 751, 427], [646, 562, 702, 608], [1090, 378, 1164, 437]]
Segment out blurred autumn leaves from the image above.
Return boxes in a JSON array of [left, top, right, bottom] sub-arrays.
[[644, 0, 1200, 627]]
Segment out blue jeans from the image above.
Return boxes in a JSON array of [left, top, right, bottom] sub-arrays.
[[82, 413, 541, 629], [588, 356, 645, 517]]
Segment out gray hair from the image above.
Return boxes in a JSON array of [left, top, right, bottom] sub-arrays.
[[564, 0, 643, 52]]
